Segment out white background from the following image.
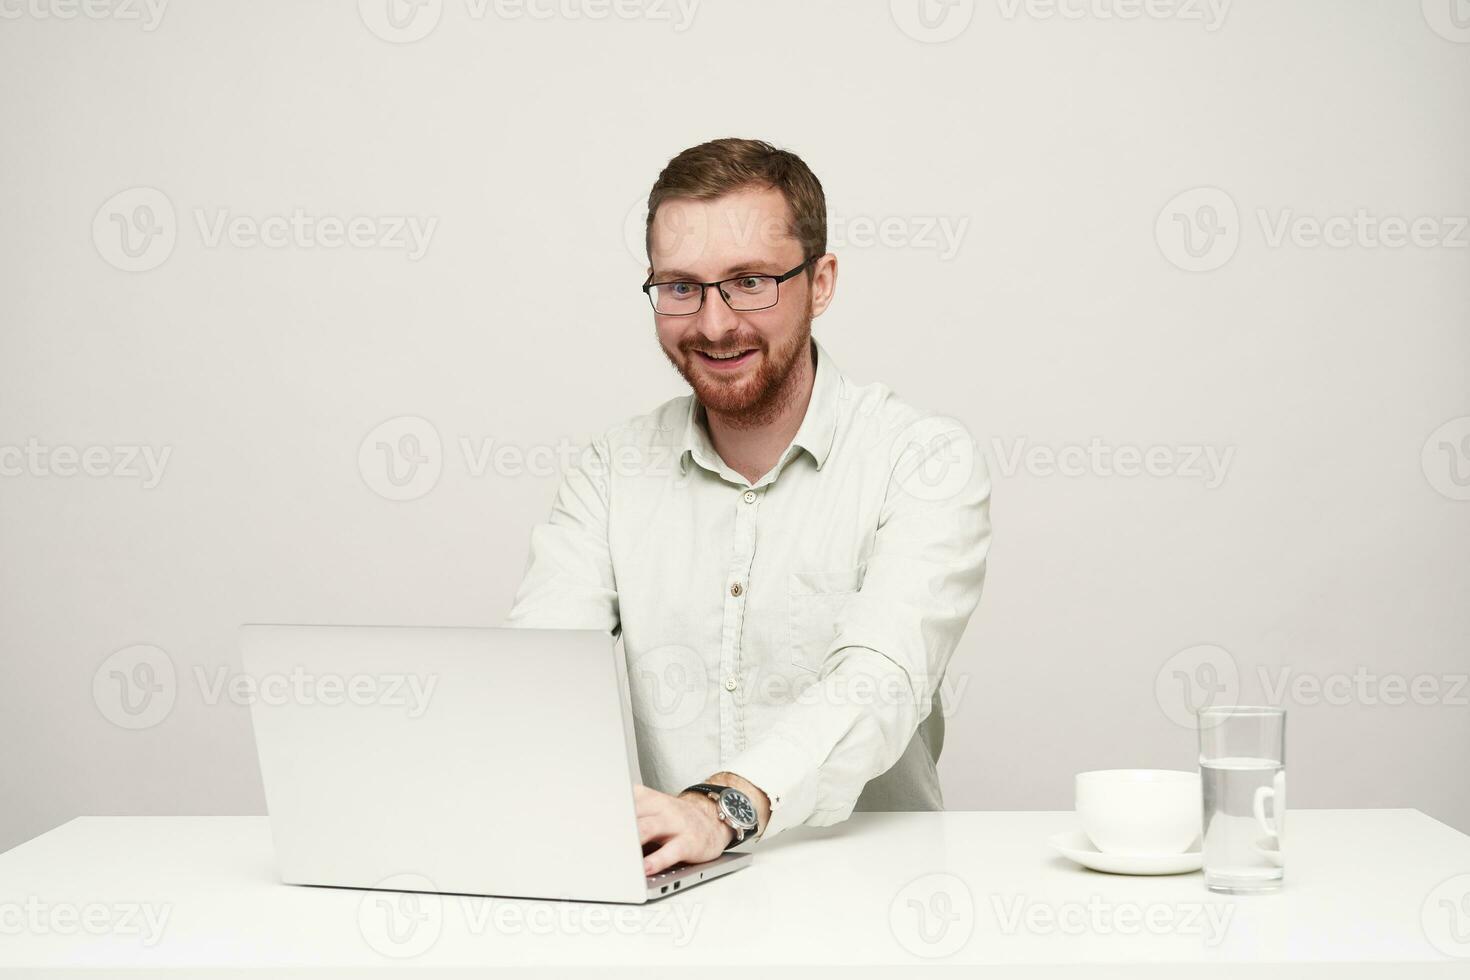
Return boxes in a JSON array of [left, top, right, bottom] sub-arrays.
[[1, 0, 1467, 853]]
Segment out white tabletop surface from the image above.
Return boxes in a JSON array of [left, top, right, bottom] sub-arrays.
[[2, 810, 1468, 977]]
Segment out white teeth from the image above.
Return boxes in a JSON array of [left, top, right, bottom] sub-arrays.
[[703, 350, 748, 360]]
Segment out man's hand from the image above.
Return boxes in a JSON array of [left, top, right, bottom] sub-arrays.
[[635, 773, 773, 876], [634, 784, 733, 876]]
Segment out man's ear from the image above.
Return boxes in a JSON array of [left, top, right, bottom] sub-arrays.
[[810, 253, 838, 318]]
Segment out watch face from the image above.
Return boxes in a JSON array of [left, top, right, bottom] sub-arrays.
[[719, 788, 758, 830]]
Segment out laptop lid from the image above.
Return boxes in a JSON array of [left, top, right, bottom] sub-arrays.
[[241, 624, 650, 904]]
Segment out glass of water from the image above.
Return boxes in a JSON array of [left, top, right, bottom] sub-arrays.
[[1198, 705, 1286, 894]]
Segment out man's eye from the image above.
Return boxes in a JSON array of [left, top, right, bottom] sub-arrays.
[[670, 283, 696, 297], [736, 277, 762, 290]]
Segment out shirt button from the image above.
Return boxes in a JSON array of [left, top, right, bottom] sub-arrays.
[[724, 676, 738, 692], [743, 490, 756, 504], [730, 582, 743, 597]]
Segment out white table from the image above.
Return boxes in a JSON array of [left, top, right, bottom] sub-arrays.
[[2, 810, 1468, 977]]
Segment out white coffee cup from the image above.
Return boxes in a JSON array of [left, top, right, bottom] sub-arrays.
[[1075, 769, 1201, 856]]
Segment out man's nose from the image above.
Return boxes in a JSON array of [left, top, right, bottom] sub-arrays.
[[693, 284, 740, 338]]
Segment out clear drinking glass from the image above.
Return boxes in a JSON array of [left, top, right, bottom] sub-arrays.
[[1198, 705, 1286, 894]]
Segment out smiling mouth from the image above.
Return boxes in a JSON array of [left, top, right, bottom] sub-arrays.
[[694, 348, 758, 368]]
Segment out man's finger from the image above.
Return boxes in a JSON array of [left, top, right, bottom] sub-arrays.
[[637, 812, 679, 845], [643, 836, 686, 876]]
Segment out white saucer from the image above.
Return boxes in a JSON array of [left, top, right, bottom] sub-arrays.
[[1048, 830, 1203, 875]]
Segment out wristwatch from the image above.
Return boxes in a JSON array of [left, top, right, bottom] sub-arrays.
[[683, 782, 759, 847]]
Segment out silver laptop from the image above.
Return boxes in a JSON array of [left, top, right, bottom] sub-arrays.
[[240, 624, 751, 904]]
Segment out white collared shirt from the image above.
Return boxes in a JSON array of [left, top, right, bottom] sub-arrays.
[[506, 340, 991, 838]]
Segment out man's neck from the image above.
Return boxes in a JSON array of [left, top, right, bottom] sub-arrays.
[[704, 342, 816, 486]]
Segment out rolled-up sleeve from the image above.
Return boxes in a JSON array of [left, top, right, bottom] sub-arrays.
[[724, 421, 991, 838], [505, 438, 620, 634]]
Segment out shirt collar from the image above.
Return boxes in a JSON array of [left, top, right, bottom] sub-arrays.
[[678, 337, 841, 476]]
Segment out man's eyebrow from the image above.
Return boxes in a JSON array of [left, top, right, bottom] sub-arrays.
[[652, 262, 788, 281]]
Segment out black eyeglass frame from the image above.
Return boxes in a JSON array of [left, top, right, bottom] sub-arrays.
[[641, 257, 817, 316]]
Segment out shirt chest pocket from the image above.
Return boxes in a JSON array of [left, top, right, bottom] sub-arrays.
[[786, 566, 865, 674]]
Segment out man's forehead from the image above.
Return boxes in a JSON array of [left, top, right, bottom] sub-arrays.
[[648, 189, 798, 266]]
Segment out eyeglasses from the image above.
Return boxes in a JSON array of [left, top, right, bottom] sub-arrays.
[[641, 257, 815, 316]]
